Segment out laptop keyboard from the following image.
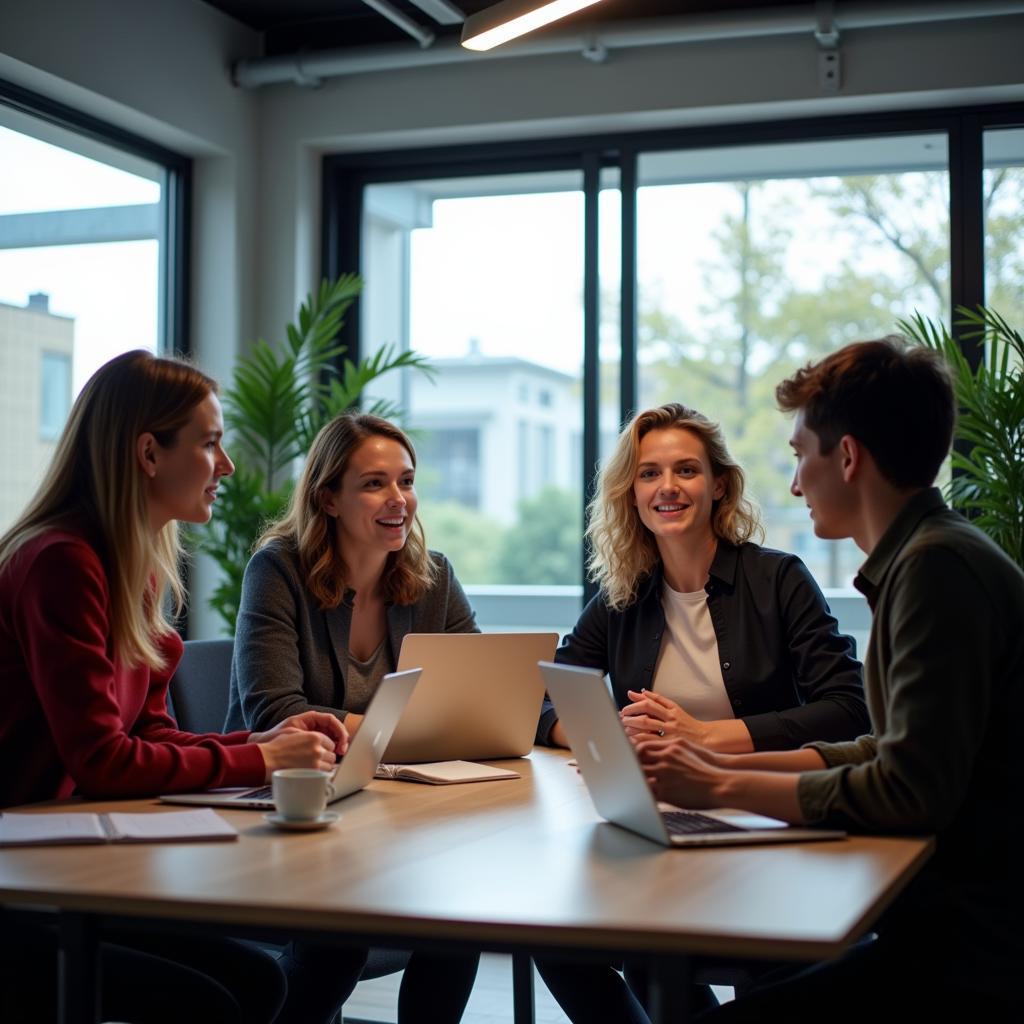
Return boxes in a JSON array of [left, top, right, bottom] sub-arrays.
[[239, 785, 273, 801], [663, 811, 746, 836]]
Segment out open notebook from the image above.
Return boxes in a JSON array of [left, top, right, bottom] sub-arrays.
[[0, 808, 236, 846], [374, 760, 520, 785]]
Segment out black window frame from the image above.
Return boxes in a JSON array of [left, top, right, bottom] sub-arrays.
[[0, 76, 192, 356], [322, 102, 1024, 600], [0, 77, 194, 634]]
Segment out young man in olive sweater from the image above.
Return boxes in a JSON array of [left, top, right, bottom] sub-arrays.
[[639, 336, 1024, 1020]]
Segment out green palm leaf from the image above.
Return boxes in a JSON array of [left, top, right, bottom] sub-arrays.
[[196, 275, 434, 632], [899, 305, 1024, 568]]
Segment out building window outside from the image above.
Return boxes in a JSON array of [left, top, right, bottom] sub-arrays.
[[415, 427, 481, 508], [39, 348, 72, 441], [537, 424, 555, 490], [0, 99, 181, 533], [361, 174, 584, 600]]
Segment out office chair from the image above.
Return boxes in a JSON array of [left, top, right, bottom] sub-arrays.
[[166, 638, 234, 734], [167, 639, 417, 1023]]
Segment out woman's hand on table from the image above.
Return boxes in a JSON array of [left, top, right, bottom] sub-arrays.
[[250, 710, 349, 779], [256, 730, 340, 778], [622, 689, 708, 744], [249, 710, 349, 753], [622, 690, 754, 754]]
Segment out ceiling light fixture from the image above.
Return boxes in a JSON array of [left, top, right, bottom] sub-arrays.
[[461, 0, 605, 52]]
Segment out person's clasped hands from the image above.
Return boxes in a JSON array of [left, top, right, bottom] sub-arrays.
[[620, 688, 709, 745], [248, 710, 349, 777]]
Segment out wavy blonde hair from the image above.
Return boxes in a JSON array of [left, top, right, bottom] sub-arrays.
[[0, 350, 216, 670], [587, 404, 763, 609], [259, 413, 437, 607]]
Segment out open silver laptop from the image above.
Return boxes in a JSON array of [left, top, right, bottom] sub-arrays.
[[385, 633, 557, 763], [540, 662, 845, 848], [161, 668, 422, 810]]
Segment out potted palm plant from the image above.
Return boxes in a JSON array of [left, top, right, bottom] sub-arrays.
[[199, 274, 433, 632], [900, 306, 1024, 569]]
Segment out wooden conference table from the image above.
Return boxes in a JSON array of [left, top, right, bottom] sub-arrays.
[[0, 748, 932, 1024]]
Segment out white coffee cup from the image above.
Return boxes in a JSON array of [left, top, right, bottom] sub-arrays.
[[272, 769, 332, 821]]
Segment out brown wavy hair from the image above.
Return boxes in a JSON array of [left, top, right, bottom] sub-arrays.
[[259, 413, 437, 607], [587, 403, 763, 610], [0, 350, 216, 670]]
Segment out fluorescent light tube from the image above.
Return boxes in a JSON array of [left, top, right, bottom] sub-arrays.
[[461, 0, 605, 51]]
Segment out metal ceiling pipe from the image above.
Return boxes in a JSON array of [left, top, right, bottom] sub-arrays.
[[359, 0, 435, 48], [234, 0, 1024, 88], [407, 0, 466, 24]]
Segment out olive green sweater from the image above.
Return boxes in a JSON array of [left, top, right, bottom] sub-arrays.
[[798, 488, 1024, 998]]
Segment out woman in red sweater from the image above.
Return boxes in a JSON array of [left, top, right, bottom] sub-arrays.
[[0, 350, 348, 1023]]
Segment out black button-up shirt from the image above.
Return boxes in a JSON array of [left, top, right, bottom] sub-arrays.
[[539, 541, 868, 751]]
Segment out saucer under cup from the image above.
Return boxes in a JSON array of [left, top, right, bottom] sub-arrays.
[[264, 811, 340, 832]]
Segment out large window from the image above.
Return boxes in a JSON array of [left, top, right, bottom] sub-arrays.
[[360, 172, 587, 613], [326, 107, 1019, 639], [0, 87, 188, 533], [984, 126, 1024, 322], [637, 135, 949, 588]]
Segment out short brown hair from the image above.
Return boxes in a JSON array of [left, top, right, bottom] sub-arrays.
[[775, 336, 954, 490], [259, 413, 437, 607]]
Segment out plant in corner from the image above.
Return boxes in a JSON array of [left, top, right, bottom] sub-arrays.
[[198, 275, 434, 633], [899, 306, 1024, 569]]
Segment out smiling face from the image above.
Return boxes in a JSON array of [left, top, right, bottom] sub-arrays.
[[632, 427, 724, 549], [789, 410, 855, 540], [322, 435, 418, 557], [141, 392, 234, 530]]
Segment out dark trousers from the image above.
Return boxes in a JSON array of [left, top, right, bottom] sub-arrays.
[[4, 922, 480, 1024], [535, 956, 735, 1024], [1, 920, 286, 1024], [533, 956, 654, 1024], [277, 941, 480, 1024], [700, 933, 1022, 1023]]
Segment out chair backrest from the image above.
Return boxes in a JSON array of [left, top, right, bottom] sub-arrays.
[[167, 638, 234, 734]]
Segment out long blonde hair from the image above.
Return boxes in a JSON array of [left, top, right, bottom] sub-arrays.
[[587, 403, 762, 610], [259, 413, 437, 607], [0, 350, 217, 670]]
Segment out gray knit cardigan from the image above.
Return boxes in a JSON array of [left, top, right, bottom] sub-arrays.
[[224, 540, 478, 732]]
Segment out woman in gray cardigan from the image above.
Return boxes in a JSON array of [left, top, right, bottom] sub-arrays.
[[226, 411, 479, 1024]]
